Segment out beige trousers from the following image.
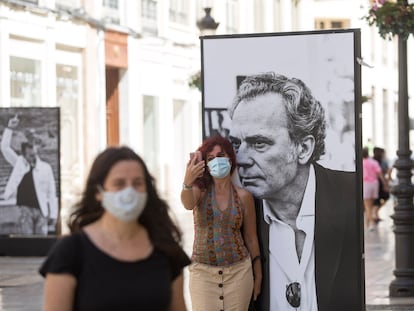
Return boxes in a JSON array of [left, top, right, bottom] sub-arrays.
[[189, 258, 253, 311]]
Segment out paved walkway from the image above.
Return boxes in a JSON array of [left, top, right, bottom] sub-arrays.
[[1, 199, 414, 310], [363, 199, 414, 310]]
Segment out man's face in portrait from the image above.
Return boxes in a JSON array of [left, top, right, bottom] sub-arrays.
[[23, 145, 37, 167], [229, 93, 300, 200]]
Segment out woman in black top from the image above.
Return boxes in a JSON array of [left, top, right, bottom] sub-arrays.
[[39, 146, 190, 311]]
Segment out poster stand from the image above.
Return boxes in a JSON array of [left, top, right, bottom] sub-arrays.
[[200, 29, 364, 310], [0, 236, 57, 256], [0, 107, 61, 257]]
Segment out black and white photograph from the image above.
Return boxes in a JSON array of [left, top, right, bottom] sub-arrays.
[[201, 30, 364, 311], [0, 107, 60, 236]]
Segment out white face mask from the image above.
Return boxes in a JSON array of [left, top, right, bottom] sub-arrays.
[[99, 186, 148, 222]]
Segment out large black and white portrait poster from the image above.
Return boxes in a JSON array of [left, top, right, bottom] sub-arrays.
[[0, 107, 60, 236], [201, 30, 364, 311]]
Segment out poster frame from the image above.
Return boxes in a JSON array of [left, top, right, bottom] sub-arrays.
[[0, 107, 60, 255], [200, 29, 365, 311]]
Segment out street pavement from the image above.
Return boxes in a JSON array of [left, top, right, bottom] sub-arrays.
[[1, 199, 414, 311]]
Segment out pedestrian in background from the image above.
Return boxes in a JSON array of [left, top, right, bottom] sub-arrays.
[[363, 147, 388, 231], [39, 146, 190, 311], [181, 135, 262, 311], [372, 147, 391, 221]]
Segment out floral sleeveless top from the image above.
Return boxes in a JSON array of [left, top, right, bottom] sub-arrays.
[[191, 184, 249, 266]]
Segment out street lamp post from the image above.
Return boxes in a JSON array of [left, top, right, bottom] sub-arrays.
[[389, 34, 414, 297], [196, 7, 219, 36], [189, 7, 219, 92]]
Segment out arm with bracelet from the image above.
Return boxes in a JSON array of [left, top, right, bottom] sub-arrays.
[[252, 255, 261, 265]]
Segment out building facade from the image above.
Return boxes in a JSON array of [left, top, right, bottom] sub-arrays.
[[0, 0, 412, 233]]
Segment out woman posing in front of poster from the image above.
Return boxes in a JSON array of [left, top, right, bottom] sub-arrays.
[[181, 135, 262, 311], [39, 146, 190, 311]]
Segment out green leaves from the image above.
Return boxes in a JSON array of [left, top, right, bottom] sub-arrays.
[[363, 0, 414, 41], [188, 71, 201, 91]]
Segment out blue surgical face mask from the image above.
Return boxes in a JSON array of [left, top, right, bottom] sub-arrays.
[[207, 157, 231, 179]]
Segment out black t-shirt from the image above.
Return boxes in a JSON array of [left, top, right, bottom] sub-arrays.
[[39, 232, 191, 311]]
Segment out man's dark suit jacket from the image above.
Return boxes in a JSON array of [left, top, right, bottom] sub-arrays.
[[253, 164, 364, 311]]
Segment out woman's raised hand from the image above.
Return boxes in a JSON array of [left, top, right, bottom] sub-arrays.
[[184, 152, 205, 186]]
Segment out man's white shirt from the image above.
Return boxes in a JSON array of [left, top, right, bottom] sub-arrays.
[[263, 164, 318, 311]]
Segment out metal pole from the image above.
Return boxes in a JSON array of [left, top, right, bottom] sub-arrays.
[[389, 33, 414, 297]]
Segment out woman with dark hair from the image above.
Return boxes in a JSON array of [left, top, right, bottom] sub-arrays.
[[181, 135, 262, 311], [39, 146, 190, 311]]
